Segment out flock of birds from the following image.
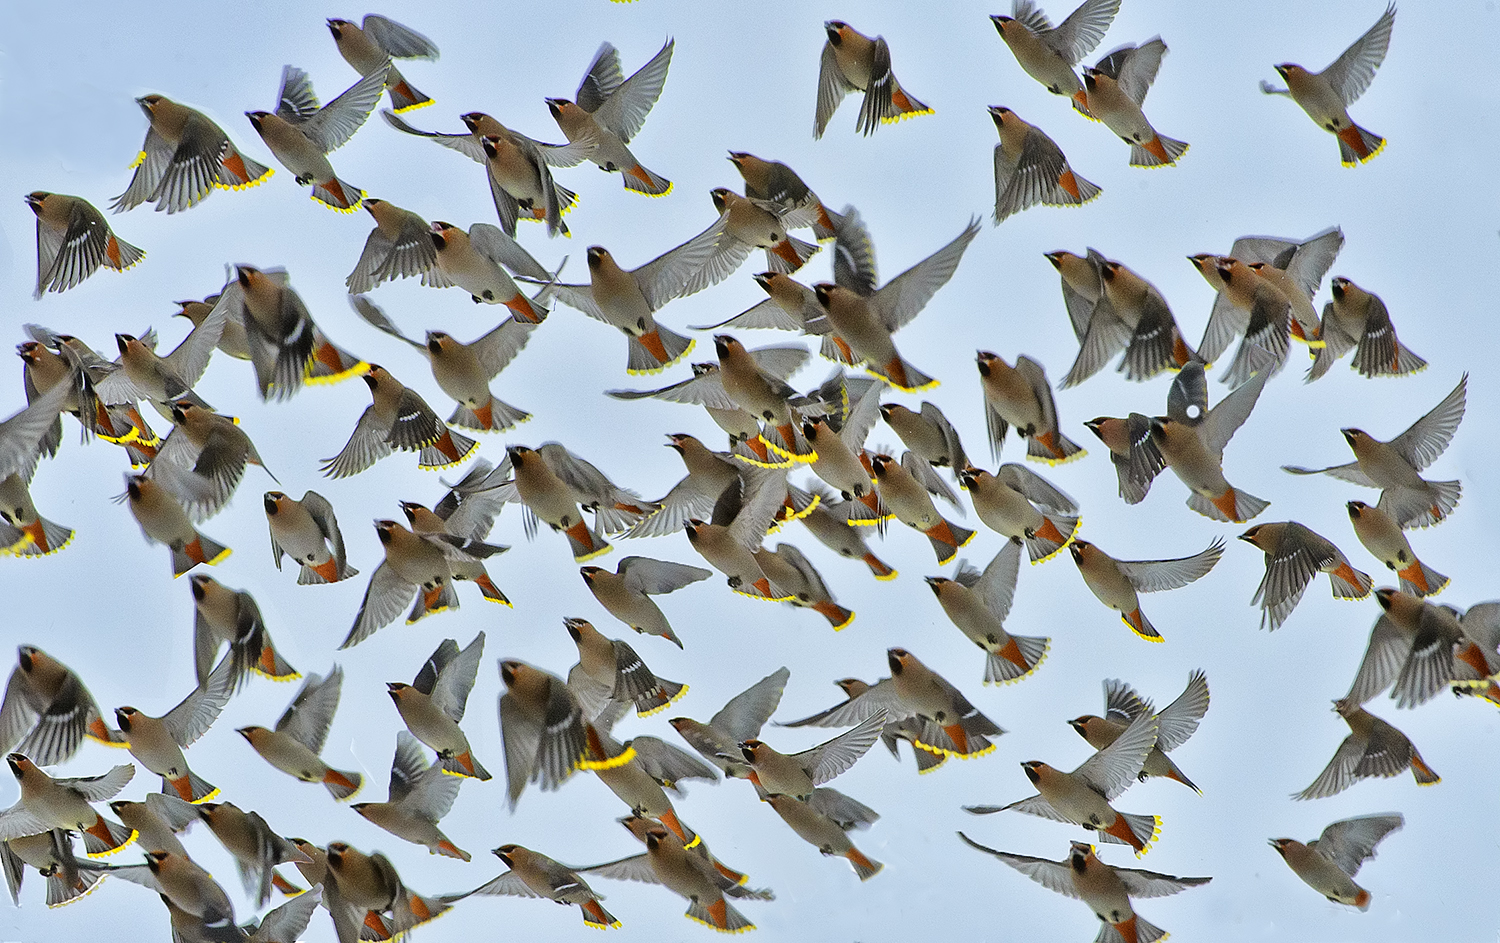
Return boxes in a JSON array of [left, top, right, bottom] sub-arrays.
[[0, 2, 1481, 941]]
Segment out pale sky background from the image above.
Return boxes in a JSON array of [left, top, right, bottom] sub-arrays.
[[2, 1, 1498, 941]]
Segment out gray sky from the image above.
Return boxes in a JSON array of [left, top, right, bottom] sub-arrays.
[[2, 0, 1498, 940]]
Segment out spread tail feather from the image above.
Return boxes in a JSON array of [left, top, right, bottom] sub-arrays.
[[924, 518, 975, 565], [565, 520, 611, 562], [1130, 135, 1188, 168], [450, 399, 529, 433], [581, 898, 620, 929], [162, 770, 219, 803], [1337, 123, 1385, 166], [312, 177, 364, 212], [845, 847, 883, 881], [861, 552, 897, 580], [322, 767, 363, 801], [687, 897, 753, 933], [1023, 514, 1077, 563], [623, 163, 672, 196], [440, 750, 492, 781], [1397, 559, 1448, 597]]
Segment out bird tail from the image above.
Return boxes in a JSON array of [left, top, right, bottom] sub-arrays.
[[1337, 123, 1385, 166], [1188, 486, 1269, 524], [311, 177, 364, 212], [1398, 558, 1448, 597], [811, 600, 856, 631], [636, 678, 689, 717], [1022, 513, 1077, 563], [862, 552, 897, 580], [1161, 757, 1200, 794], [885, 85, 933, 123], [766, 236, 819, 274], [162, 770, 219, 804], [627, 326, 694, 375], [174, 533, 231, 577], [385, 67, 433, 114], [252, 639, 300, 682], [1051, 167, 1101, 206], [1329, 562, 1373, 600], [1409, 750, 1441, 786], [623, 162, 672, 197], [923, 517, 975, 565], [434, 837, 470, 861], [270, 871, 304, 896], [449, 399, 529, 433], [81, 818, 136, 858], [1027, 429, 1086, 465], [407, 580, 459, 624], [821, 333, 860, 365], [216, 147, 273, 190], [400, 891, 452, 928], [44, 863, 109, 908], [845, 846, 883, 881], [11, 515, 74, 556], [102, 235, 146, 272], [322, 767, 363, 801], [305, 335, 368, 385], [1098, 914, 1168, 943], [1130, 134, 1189, 168], [687, 898, 753, 933], [468, 570, 512, 607], [1101, 812, 1160, 856], [812, 202, 842, 241], [565, 520, 612, 563], [983, 634, 1049, 684], [872, 355, 938, 394], [581, 899, 620, 929], [440, 750, 492, 781]]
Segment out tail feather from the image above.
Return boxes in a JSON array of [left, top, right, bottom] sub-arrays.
[[581, 898, 620, 929], [1409, 751, 1440, 785], [924, 518, 974, 565], [1397, 559, 1447, 597], [440, 750, 492, 781], [687, 897, 753, 933], [44, 862, 107, 907], [1027, 429, 1086, 465], [766, 236, 818, 273], [623, 163, 672, 197], [810, 600, 855, 630], [861, 553, 896, 580], [627, 329, 695, 375], [418, 429, 478, 470], [162, 770, 219, 803], [1130, 135, 1189, 168], [322, 767, 362, 801], [983, 634, 1049, 684], [1337, 123, 1385, 166], [1023, 514, 1077, 563], [1329, 562, 1373, 599], [387, 73, 434, 114], [311, 177, 364, 212], [11, 516, 74, 556], [255, 642, 299, 681], [1123, 608, 1164, 642], [845, 847, 883, 881], [450, 399, 529, 433], [873, 356, 938, 393], [1101, 812, 1160, 856], [1162, 757, 1200, 794], [1188, 486, 1268, 523], [82, 819, 136, 858], [565, 521, 611, 562], [305, 340, 368, 385]]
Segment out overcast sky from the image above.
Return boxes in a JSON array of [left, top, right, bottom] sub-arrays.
[[3, 1, 1498, 940]]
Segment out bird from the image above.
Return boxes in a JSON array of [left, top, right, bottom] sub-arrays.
[[209, 265, 368, 401], [342, 519, 503, 648], [352, 732, 469, 861], [481, 443, 658, 562], [1346, 500, 1446, 596], [605, 364, 776, 464], [424, 221, 551, 320], [547, 39, 675, 195], [711, 335, 817, 462], [578, 725, 716, 844], [784, 648, 1005, 760], [960, 835, 1210, 943], [988, 106, 1100, 224], [236, 667, 363, 800], [344, 199, 437, 293], [815, 21, 932, 137], [1069, 672, 1211, 792], [119, 473, 231, 577], [1269, 813, 1403, 910], [379, 110, 582, 237], [615, 813, 770, 900], [443, 844, 619, 929], [926, 538, 1051, 684], [626, 434, 746, 538], [326, 15, 439, 113], [764, 789, 883, 881], [752, 542, 856, 629], [245, 64, 388, 211], [880, 401, 969, 476], [565, 618, 687, 722], [1187, 255, 1295, 386], [1064, 253, 1196, 385], [870, 452, 975, 565], [263, 490, 356, 585], [1342, 589, 1500, 709], [1078, 38, 1188, 166], [668, 667, 789, 780], [977, 351, 1085, 464], [798, 376, 886, 523], [1294, 699, 1439, 799], [94, 307, 226, 420], [579, 555, 711, 649], [0, 461, 72, 556], [351, 295, 538, 432], [26, 192, 144, 299], [727, 151, 842, 240], [542, 233, 727, 376], [967, 711, 1162, 855], [387, 634, 490, 780], [960, 464, 1079, 564], [0, 645, 121, 766], [687, 187, 820, 288], [194, 800, 311, 905], [1239, 522, 1373, 630], [399, 478, 513, 607], [683, 469, 795, 600], [0, 830, 116, 908], [187, 576, 298, 691], [322, 840, 450, 943], [112, 95, 273, 213], [1084, 414, 1165, 506], [320, 365, 478, 478], [144, 401, 277, 522], [110, 850, 238, 937], [581, 825, 757, 932], [496, 660, 589, 810], [1068, 538, 1224, 641], [1308, 276, 1426, 381], [0, 755, 136, 858], [990, 0, 1120, 101], [109, 794, 195, 858], [812, 209, 979, 392], [1260, 4, 1395, 165], [1150, 361, 1270, 523], [1283, 373, 1466, 528], [113, 657, 234, 803], [787, 482, 897, 580]]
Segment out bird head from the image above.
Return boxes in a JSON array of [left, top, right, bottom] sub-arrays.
[[811, 282, 837, 308], [974, 351, 998, 376], [887, 647, 909, 674], [739, 740, 763, 763], [262, 492, 286, 516], [244, 112, 268, 131], [1330, 276, 1349, 300], [712, 334, 739, 358], [1067, 716, 1095, 738], [986, 106, 1012, 130], [493, 844, 518, 868], [1267, 837, 1293, 857], [114, 707, 138, 731], [545, 98, 570, 120], [1067, 539, 1092, 564], [824, 21, 847, 43], [189, 574, 213, 601], [136, 95, 164, 117], [374, 520, 398, 544], [1373, 587, 1398, 611], [710, 187, 732, 214], [1020, 760, 1044, 784], [923, 576, 948, 595], [386, 682, 408, 701], [1345, 500, 1368, 519], [6, 754, 28, 778], [563, 617, 591, 642], [326, 18, 350, 38]]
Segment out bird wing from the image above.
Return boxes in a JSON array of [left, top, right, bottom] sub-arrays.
[[1345, 615, 1411, 705], [1047, 0, 1121, 63], [973, 538, 1022, 623], [379, 110, 486, 162], [996, 463, 1078, 515], [1293, 734, 1363, 800], [605, 369, 735, 409], [60, 764, 136, 803], [710, 667, 790, 742], [274, 66, 321, 122], [275, 667, 342, 753], [1112, 38, 1167, 106], [1153, 669, 1210, 753], [873, 219, 982, 334], [798, 710, 887, 785], [1320, 3, 1396, 106], [431, 633, 485, 722], [593, 38, 674, 143], [361, 15, 439, 60], [468, 317, 539, 380], [1203, 368, 1268, 455], [387, 730, 430, 803], [628, 735, 719, 789], [161, 655, 236, 746], [814, 41, 857, 138], [467, 223, 549, 281], [321, 406, 393, 479], [1073, 712, 1157, 799], [301, 64, 388, 153], [574, 42, 626, 113], [163, 298, 229, 390], [635, 214, 731, 308], [578, 852, 660, 886], [1389, 373, 1466, 472], [1101, 678, 1148, 726], [343, 562, 416, 649], [1113, 868, 1213, 899], [1116, 538, 1224, 593], [957, 832, 1080, 899], [1313, 813, 1403, 877], [619, 556, 713, 595], [387, 388, 445, 451]]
